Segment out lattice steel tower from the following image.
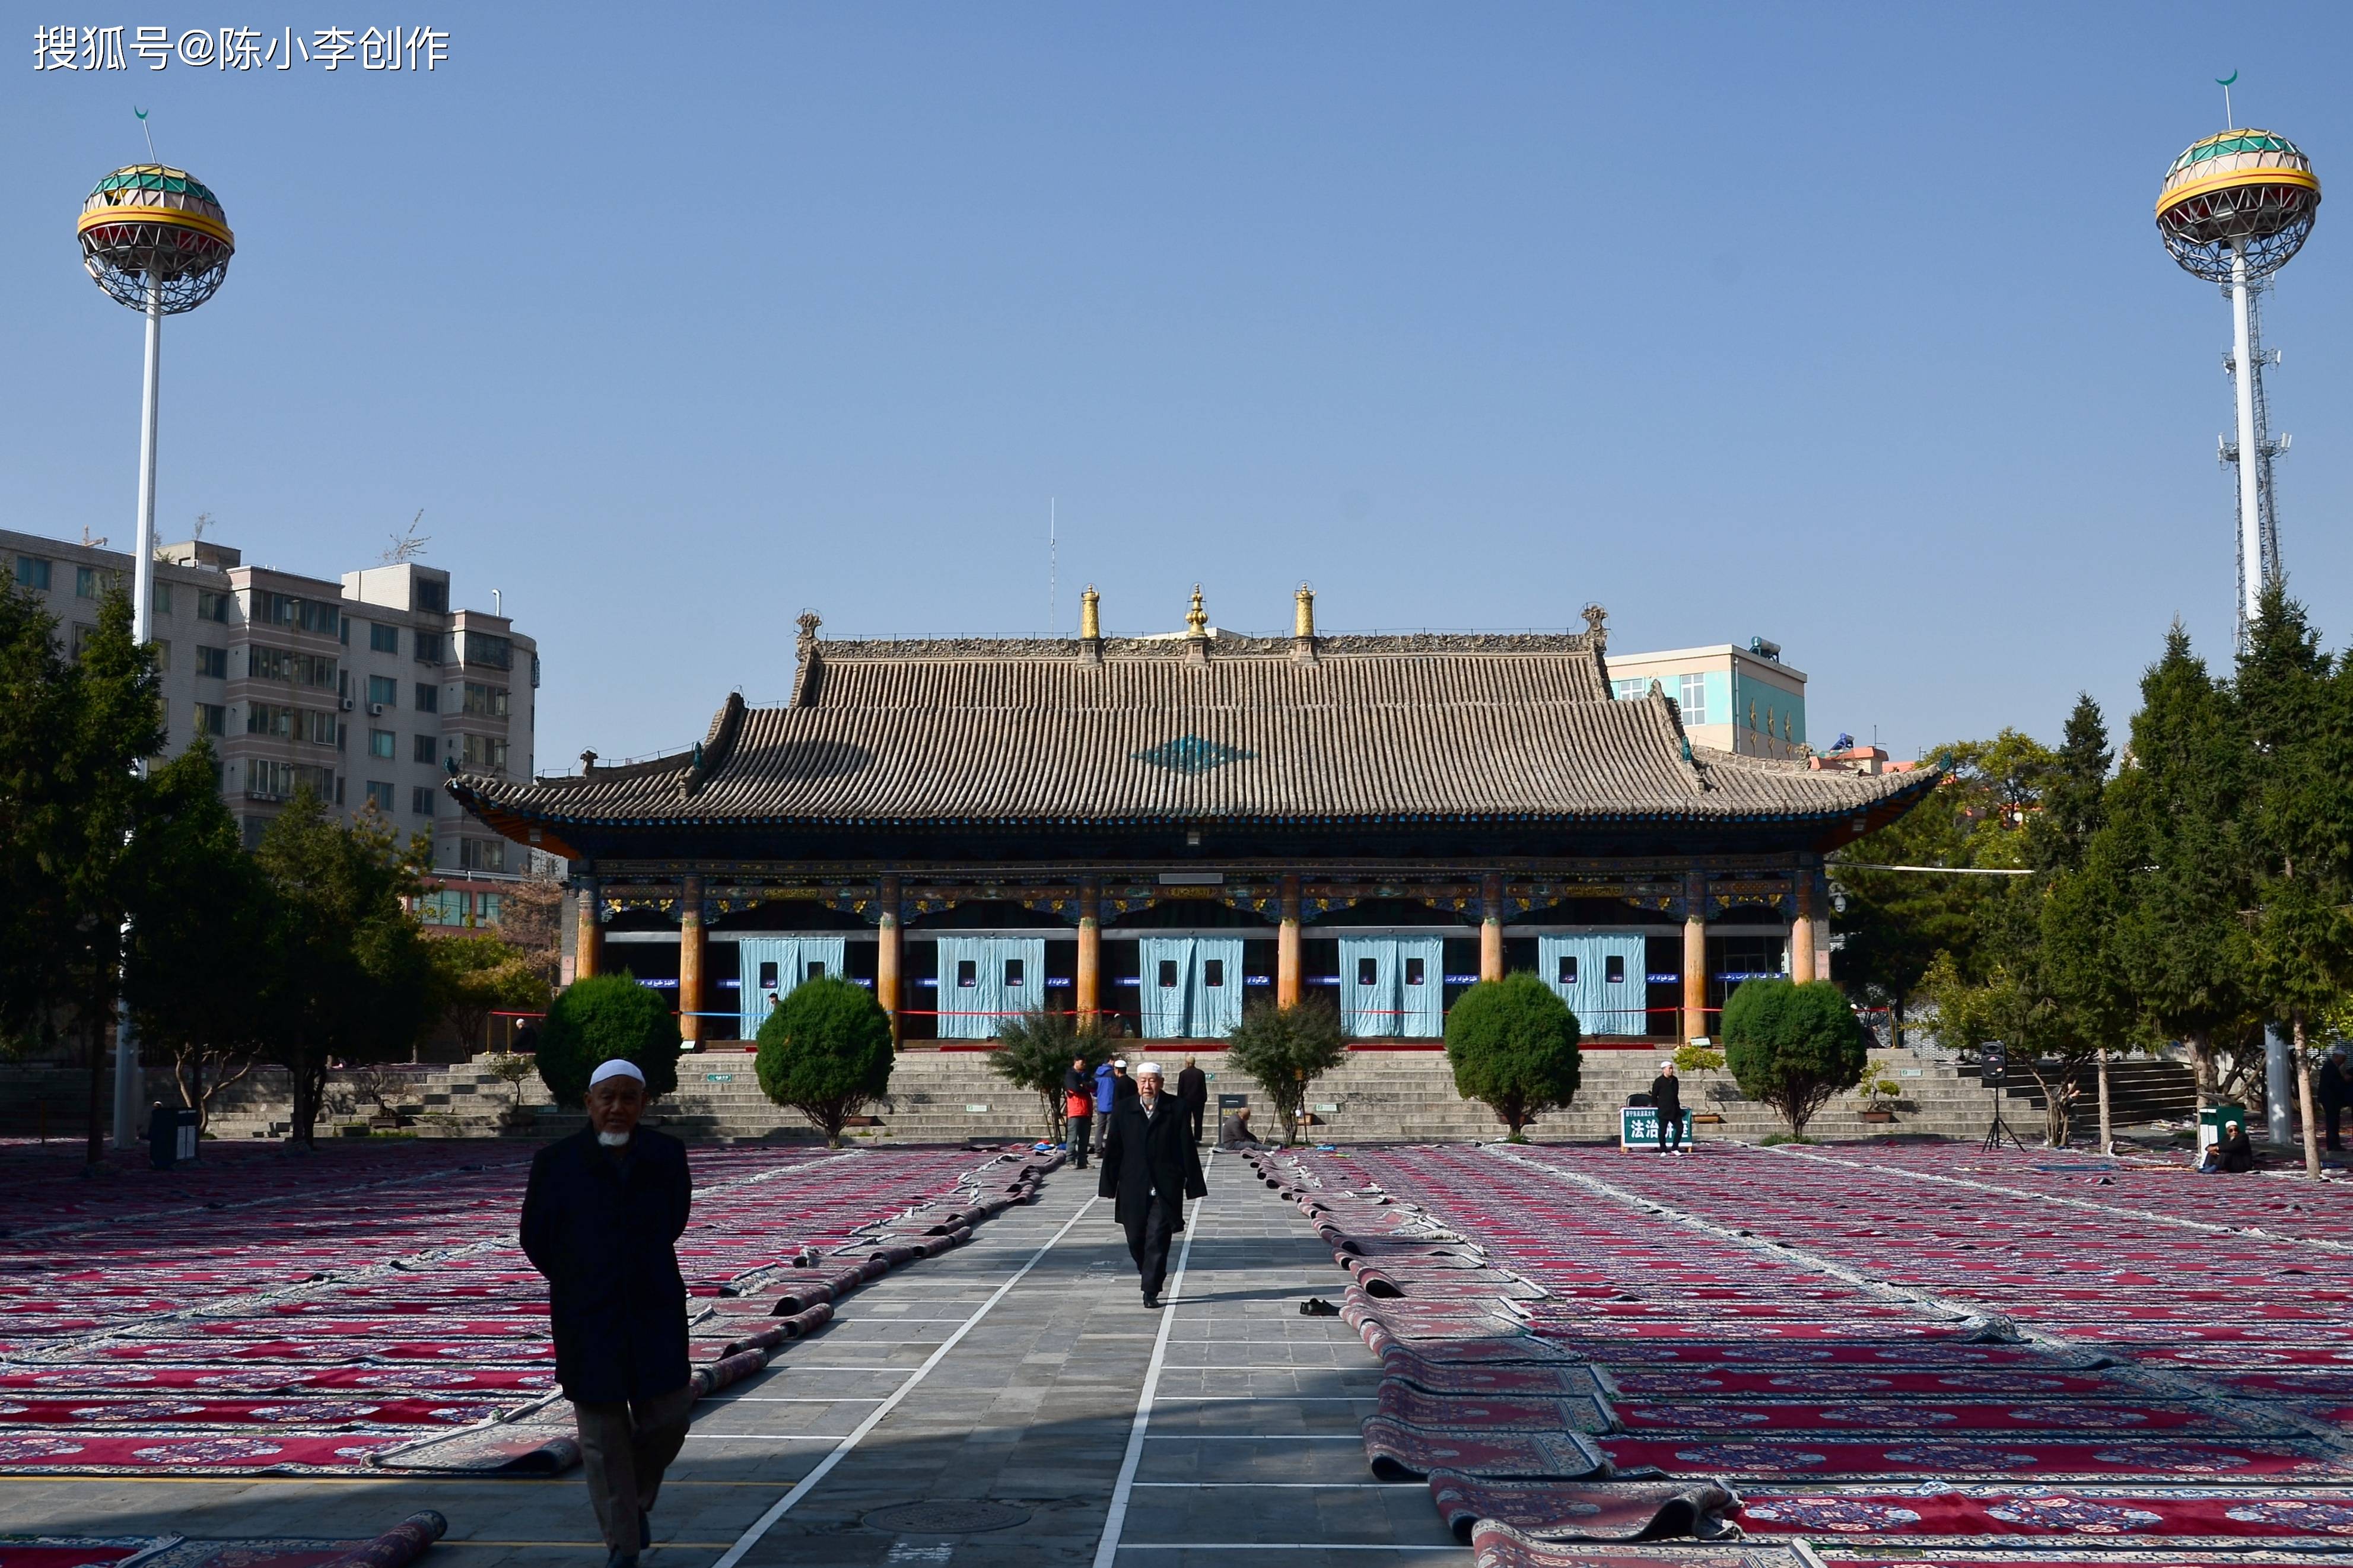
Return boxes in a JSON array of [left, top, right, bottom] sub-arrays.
[[2155, 122, 2320, 647]]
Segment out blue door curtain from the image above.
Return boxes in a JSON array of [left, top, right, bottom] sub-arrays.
[[1338, 936, 1444, 1038], [1538, 933, 1649, 1039], [1138, 936, 1245, 1040], [736, 937, 849, 1039], [933, 936, 1048, 1040]]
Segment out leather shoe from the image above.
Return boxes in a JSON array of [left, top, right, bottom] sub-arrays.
[[1143, 1292, 1162, 1309], [640, 1510, 651, 1550]]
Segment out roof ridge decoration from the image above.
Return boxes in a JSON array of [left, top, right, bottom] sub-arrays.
[[1646, 679, 1708, 796], [803, 629, 1607, 663], [679, 692, 748, 802], [790, 612, 823, 708]]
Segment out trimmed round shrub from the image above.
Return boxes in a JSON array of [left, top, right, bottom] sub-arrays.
[[1721, 978, 1871, 1136], [756, 976, 895, 1147], [1444, 972, 1582, 1138], [536, 972, 682, 1104]]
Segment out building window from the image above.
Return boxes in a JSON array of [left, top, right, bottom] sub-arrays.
[[368, 729, 396, 759], [955, 959, 977, 988], [805, 959, 826, 981], [246, 703, 294, 737], [195, 702, 227, 737], [1613, 678, 1648, 701], [75, 566, 107, 599], [1404, 956, 1426, 987], [245, 758, 333, 802], [1605, 954, 1626, 984], [69, 624, 94, 658], [413, 734, 438, 764], [758, 960, 780, 991], [369, 622, 399, 654], [411, 784, 436, 816], [251, 591, 338, 637], [152, 640, 170, 672], [153, 581, 173, 615], [364, 780, 395, 813], [461, 733, 508, 772], [462, 682, 509, 717], [416, 890, 466, 926], [415, 682, 439, 712], [1203, 958, 1225, 988], [367, 675, 398, 707], [1157, 959, 1179, 988], [1678, 673, 1709, 726], [14, 556, 50, 590], [463, 631, 513, 670], [1357, 957, 1378, 987], [414, 631, 444, 664], [196, 645, 227, 679], [1557, 953, 1578, 985], [416, 579, 447, 613], [196, 589, 228, 622], [305, 710, 338, 746], [249, 646, 336, 688], [456, 838, 507, 873]]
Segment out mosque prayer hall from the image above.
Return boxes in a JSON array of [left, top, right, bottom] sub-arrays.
[[450, 589, 1934, 1048]]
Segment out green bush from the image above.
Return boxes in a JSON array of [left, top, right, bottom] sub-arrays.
[[1443, 973, 1582, 1137], [756, 976, 895, 1147], [990, 1007, 1123, 1140], [536, 972, 681, 1104], [1722, 979, 1871, 1137], [1225, 999, 1347, 1146]]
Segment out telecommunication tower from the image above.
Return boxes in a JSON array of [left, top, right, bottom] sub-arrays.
[[2154, 107, 2319, 646], [77, 161, 235, 1147]]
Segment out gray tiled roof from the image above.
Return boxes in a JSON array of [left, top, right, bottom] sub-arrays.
[[454, 631, 1932, 837]]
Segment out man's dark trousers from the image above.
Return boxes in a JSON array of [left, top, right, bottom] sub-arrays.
[[1067, 1111, 1092, 1168], [1126, 1195, 1179, 1299]]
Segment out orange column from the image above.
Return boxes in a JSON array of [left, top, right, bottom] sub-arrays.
[[573, 876, 601, 981], [1277, 873, 1302, 1007], [1790, 872, 1818, 984], [1479, 873, 1505, 983], [677, 876, 705, 1048], [876, 876, 902, 1047], [1076, 878, 1101, 1021], [1682, 873, 1707, 1042]]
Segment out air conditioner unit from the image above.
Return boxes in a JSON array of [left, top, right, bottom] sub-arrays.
[[339, 697, 355, 711], [368, 703, 386, 716]]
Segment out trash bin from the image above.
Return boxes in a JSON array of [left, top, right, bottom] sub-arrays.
[[2198, 1104, 2249, 1152], [147, 1105, 199, 1169]]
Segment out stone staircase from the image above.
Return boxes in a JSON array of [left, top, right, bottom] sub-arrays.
[[195, 1043, 2076, 1146]]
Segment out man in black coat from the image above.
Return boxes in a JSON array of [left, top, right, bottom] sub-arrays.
[[1098, 1061, 1207, 1308], [521, 1060, 694, 1568], [1649, 1060, 1686, 1155], [1175, 1057, 1209, 1146]]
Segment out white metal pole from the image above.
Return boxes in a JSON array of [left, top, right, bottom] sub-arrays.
[[2230, 244, 2263, 633], [112, 269, 164, 1150]]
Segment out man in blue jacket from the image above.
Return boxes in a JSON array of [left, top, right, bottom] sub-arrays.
[[521, 1060, 694, 1568], [1092, 1057, 1132, 1154]]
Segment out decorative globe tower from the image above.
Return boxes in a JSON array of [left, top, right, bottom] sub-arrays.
[[78, 163, 234, 1148], [2155, 128, 2319, 643]]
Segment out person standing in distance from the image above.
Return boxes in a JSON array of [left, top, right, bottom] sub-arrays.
[[1650, 1060, 1686, 1156], [1176, 1055, 1209, 1146], [1063, 1053, 1094, 1169], [520, 1060, 694, 1568], [1098, 1062, 1206, 1308]]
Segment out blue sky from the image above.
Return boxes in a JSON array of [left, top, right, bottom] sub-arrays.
[[8, 4, 2351, 766]]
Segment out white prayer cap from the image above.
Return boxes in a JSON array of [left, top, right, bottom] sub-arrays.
[[589, 1059, 646, 1089], [1112, 1057, 1128, 1068], [1135, 1061, 1163, 1078]]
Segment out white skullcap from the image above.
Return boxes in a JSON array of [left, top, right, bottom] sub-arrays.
[[1135, 1061, 1163, 1077], [1113, 1057, 1128, 1067], [589, 1059, 646, 1088]]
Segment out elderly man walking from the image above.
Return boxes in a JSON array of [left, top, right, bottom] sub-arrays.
[[1099, 1061, 1207, 1309], [521, 1060, 695, 1568]]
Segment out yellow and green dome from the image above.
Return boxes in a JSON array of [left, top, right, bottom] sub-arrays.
[[78, 163, 235, 313], [2156, 128, 2319, 281]]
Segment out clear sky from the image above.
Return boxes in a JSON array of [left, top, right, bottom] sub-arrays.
[[8, 4, 2351, 768]]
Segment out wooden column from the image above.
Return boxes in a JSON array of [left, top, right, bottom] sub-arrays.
[[876, 875, 902, 1047], [573, 876, 601, 981], [1682, 873, 1707, 1043], [1479, 872, 1504, 983], [677, 876, 705, 1049], [1789, 872, 1818, 984], [1076, 877, 1102, 1021], [1277, 873, 1303, 1007]]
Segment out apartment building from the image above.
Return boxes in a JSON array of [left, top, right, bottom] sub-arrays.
[[1605, 638, 1810, 759], [5, 527, 542, 923]]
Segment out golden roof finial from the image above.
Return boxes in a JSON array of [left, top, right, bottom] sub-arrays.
[[1293, 581, 1316, 638], [1079, 584, 1101, 640], [1185, 583, 1209, 638]]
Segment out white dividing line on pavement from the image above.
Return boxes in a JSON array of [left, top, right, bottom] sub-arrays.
[[1143, 1434, 1362, 1441], [707, 1194, 1099, 1568], [704, 1395, 889, 1404], [1091, 1147, 1215, 1568], [1118, 1545, 1461, 1553], [1131, 1481, 1398, 1489]]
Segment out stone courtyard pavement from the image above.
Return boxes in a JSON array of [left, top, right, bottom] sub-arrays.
[[0, 1149, 1447, 1568]]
